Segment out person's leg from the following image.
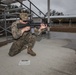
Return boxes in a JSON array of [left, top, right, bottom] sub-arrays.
[[21, 45, 27, 51], [8, 39, 25, 57], [26, 33, 36, 56], [8, 33, 36, 57]]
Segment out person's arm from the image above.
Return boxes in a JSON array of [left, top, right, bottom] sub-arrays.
[[11, 20, 30, 39], [34, 23, 47, 36], [11, 21, 23, 39]]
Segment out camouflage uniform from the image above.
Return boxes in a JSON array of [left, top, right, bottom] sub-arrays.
[[8, 20, 43, 57], [8, 11, 47, 57]]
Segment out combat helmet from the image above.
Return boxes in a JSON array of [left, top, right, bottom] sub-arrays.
[[19, 10, 31, 20]]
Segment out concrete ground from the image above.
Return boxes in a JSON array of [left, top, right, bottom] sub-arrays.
[[0, 32, 76, 75]]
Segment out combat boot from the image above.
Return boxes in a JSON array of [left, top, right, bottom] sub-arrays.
[[27, 47, 36, 56]]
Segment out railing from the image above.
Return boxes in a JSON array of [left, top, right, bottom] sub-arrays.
[[17, 0, 46, 19], [0, 14, 17, 40], [27, 0, 45, 17]]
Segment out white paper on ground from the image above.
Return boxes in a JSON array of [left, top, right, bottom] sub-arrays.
[[19, 60, 30, 65]]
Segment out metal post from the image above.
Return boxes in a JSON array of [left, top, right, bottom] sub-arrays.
[[20, 1, 23, 7], [47, 0, 50, 23], [29, 1, 32, 20], [4, 10, 8, 41], [47, 0, 50, 39]]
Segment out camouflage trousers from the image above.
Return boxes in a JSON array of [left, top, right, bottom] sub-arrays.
[[8, 32, 36, 56]]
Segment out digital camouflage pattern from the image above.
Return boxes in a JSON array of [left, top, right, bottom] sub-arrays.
[[8, 20, 44, 56], [8, 11, 47, 56]]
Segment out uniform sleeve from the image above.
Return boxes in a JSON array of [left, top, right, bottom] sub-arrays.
[[34, 27, 47, 36], [11, 21, 22, 39]]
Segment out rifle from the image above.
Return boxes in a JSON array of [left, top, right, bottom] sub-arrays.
[[17, 20, 32, 28], [17, 19, 48, 29], [17, 19, 50, 39]]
